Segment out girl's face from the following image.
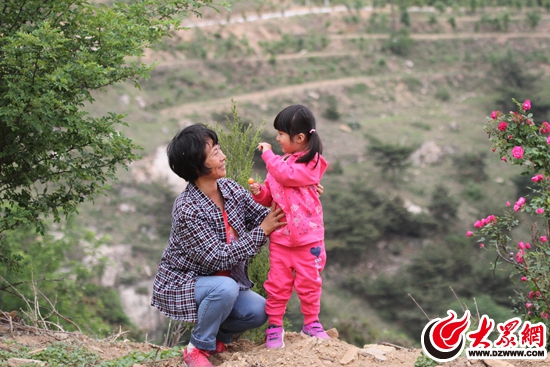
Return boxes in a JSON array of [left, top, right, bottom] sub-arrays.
[[203, 140, 226, 179], [276, 130, 306, 154]]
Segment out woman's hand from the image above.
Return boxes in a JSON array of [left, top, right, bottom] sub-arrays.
[[316, 183, 324, 196], [260, 204, 286, 235]]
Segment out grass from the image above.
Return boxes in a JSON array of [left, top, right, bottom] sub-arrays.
[[0, 341, 183, 366]]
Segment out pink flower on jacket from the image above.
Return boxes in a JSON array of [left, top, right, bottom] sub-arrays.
[[523, 100, 531, 111], [536, 208, 545, 214], [532, 174, 544, 182], [498, 121, 508, 131], [511, 146, 524, 159]]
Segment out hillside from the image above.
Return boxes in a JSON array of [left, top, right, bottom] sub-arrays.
[[4, 1, 550, 365]]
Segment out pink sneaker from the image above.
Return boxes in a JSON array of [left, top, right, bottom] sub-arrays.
[[265, 325, 285, 349], [301, 321, 330, 339], [183, 346, 214, 367]]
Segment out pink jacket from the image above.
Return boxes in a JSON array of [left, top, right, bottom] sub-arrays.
[[253, 149, 328, 247]]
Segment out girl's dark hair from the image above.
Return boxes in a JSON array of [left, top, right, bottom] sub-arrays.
[[273, 104, 323, 167], [167, 123, 218, 182]]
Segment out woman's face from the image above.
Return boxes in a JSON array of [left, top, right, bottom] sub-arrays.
[[203, 140, 227, 179]]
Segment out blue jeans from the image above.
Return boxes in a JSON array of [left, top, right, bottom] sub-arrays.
[[191, 276, 267, 351]]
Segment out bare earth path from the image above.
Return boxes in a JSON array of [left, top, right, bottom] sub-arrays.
[[2, 330, 549, 367]]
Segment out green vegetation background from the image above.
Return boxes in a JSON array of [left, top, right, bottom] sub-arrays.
[[3, 0, 550, 349]]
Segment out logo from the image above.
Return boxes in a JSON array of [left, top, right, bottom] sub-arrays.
[[421, 310, 548, 362], [421, 310, 470, 362]]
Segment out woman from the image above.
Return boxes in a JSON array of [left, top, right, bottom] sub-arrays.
[[151, 123, 286, 367]]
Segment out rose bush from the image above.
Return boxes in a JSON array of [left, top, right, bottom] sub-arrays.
[[469, 99, 550, 339]]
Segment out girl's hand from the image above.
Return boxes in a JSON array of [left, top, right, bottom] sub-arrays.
[[257, 142, 272, 152], [260, 204, 286, 235], [249, 182, 261, 195]]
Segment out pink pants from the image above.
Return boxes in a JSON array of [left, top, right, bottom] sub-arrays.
[[264, 240, 326, 326]]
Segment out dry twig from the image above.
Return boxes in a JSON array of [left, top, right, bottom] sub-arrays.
[[408, 293, 431, 320]]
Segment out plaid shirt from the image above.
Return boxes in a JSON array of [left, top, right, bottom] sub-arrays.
[[151, 178, 269, 322]]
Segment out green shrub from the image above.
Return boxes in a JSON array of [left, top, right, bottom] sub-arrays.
[[382, 28, 413, 57], [322, 95, 341, 121], [435, 86, 451, 101], [452, 152, 488, 183]]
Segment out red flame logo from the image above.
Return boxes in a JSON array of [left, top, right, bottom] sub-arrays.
[[432, 310, 471, 350]]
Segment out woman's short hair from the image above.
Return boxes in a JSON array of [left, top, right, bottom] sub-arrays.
[[167, 124, 218, 182]]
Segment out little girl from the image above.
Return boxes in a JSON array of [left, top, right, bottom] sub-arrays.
[[249, 104, 329, 349]]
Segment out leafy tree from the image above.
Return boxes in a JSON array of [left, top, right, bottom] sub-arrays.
[[452, 152, 488, 183], [322, 178, 434, 252], [489, 50, 550, 122], [365, 135, 417, 185], [0, 0, 225, 271], [428, 184, 459, 231]]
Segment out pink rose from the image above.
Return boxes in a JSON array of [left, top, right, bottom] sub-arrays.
[[479, 243, 484, 248], [518, 242, 525, 249], [526, 302, 532, 308], [540, 236, 547, 242], [542, 311, 549, 319], [547, 136, 550, 145], [474, 220, 483, 228], [521, 276, 527, 282], [537, 208, 545, 214], [498, 121, 508, 131], [532, 174, 544, 182], [501, 156, 507, 162], [491, 110, 500, 119], [525, 243, 531, 249], [514, 197, 526, 212], [511, 146, 524, 159], [516, 249, 524, 263], [466, 231, 473, 237], [506, 201, 511, 206], [523, 100, 531, 111], [540, 121, 550, 134]]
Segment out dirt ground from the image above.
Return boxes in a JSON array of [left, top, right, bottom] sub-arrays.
[[2, 328, 549, 367]]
